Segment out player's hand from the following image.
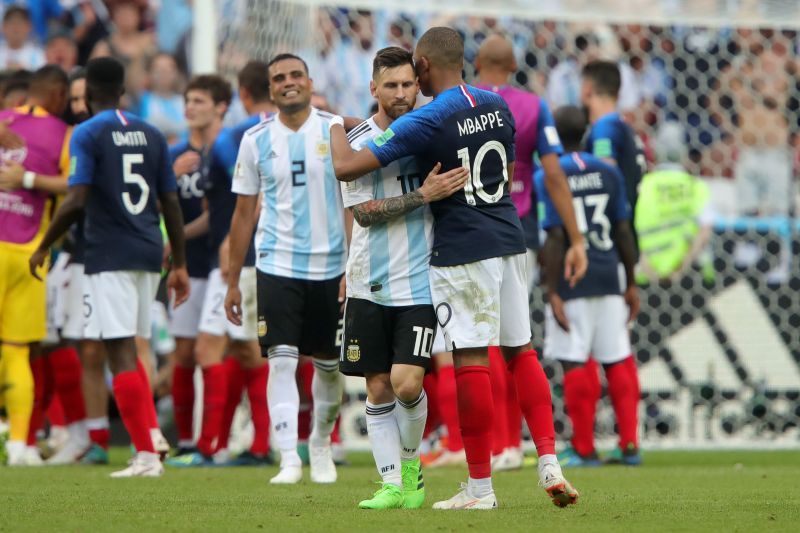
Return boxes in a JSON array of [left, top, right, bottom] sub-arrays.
[[549, 292, 570, 332], [172, 151, 200, 177], [225, 285, 243, 326], [564, 241, 588, 288], [338, 275, 346, 312], [419, 163, 469, 203], [624, 285, 640, 323], [0, 162, 24, 190], [0, 118, 24, 150], [28, 247, 48, 281], [168, 266, 190, 308]]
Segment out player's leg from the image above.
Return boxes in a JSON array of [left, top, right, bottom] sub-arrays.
[[430, 259, 499, 510], [216, 356, 245, 457], [296, 357, 314, 462], [426, 349, 466, 467], [135, 335, 167, 457], [499, 253, 578, 507], [78, 339, 110, 464], [594, 296, 641, 465], [45, 344, 91, 464], [487, 346, 511, 466], [258, 271, 304, 484]]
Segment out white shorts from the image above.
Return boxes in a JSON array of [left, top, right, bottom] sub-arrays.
[[62, 262, 87, 340], [432, 327, 447, 355], [83, 271, 160, 340], [44, 252, 72, 344], [169, 277, 208, 338], [198, 267, 257, 341], [543, 295, 631, 364], [430, 253, 531, 351]]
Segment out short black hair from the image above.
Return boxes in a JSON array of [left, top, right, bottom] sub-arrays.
[[29, 64, 69, 94], [1, 69, 31, 98], [237, 60, 270, 103], [3, 6, 30, 23], [581, 60, 620, 98], [416, 26, 464, 70], [86, 57, 125, 101], [372, 46, 414, 79], [185, 74, 233, 107], [70, 67, 87, 84], [267, 53, 308, 75], [553, 106, 588, 152]]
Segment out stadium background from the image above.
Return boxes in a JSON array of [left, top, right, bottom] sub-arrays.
[[2, 0, 799, 451]]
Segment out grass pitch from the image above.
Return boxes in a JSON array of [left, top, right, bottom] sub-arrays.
[[3, 450, 799, 532]]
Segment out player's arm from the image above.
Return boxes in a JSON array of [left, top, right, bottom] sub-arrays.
[[29, 184, 89, 279], [609, 167, 639, 320], [351, 163, 468, 227], [540, 153, 587, 286], [541, 227, 570, 332], [184, 210, 209, 240], [330, 121, 382, 181], [0, 164, 68, 194], [157, 135, 190, 306]]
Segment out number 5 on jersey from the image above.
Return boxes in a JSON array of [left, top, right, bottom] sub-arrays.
[[457, 140, 509, 205], [122, 153, 150, 215]]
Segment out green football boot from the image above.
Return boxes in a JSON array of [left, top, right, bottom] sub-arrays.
[[401, 458, 425, 509], [358, 483, 404, 510]]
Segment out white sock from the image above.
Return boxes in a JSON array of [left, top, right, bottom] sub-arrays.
[[267, 345, 301, 468], [395, 390, 427, 461], [467, 476, 494, 498], [309, 358, 343, 449], [539, 454, 558, 468], [68, 421, 89, 444], [365, 401, 402, 487], [85, 417, 109, 431]]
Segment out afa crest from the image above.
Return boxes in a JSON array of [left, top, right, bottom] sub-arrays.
[[257, 319, 268, 337], [316, 141, 330, 157], [346, 344, 361, 362]]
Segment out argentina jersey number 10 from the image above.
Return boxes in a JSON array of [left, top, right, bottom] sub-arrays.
[[456, 140, 509, 206]]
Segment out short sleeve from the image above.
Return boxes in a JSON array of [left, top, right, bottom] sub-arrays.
[[213, 129, 238, 178], [366, 108, 434, 166], [608, 167, 631, 222], [590, 117, 619, 160], [533, 169, 562, 229], [535, 100, 563, 157], [67, 125, 95, 187], [157, 133, 178, 194], [340, 173, 375, 208], [231, 132, 261, 195]]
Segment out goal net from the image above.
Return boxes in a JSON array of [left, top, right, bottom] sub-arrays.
[[216, 0, 800, 449]]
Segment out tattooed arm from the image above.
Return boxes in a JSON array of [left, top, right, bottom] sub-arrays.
[[349, 163, 470, 228]]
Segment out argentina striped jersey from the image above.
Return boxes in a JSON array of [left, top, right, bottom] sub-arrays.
[[232, 108, 347, 280], [342, 118, 434, 306]]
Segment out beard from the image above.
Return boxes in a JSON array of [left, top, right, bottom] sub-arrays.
[[385, 103, 411, 120]]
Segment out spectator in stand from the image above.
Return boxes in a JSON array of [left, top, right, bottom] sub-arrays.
[[91, 0, 156, 103], [61, 1, 111, 66], [0, 1, 62, 44], [44, 32, 79, 74], [0, 6, 45, 70], [138, 52, 186, 143]]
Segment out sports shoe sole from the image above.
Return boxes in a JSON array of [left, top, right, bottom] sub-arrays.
[[545, 483, 579, 508]]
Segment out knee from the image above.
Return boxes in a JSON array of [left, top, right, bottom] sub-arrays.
[[365, 374, 394, 404], [393, 379, 422, 404]]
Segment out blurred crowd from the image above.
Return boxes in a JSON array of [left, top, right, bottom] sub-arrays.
[[1, 2, 798, 216]]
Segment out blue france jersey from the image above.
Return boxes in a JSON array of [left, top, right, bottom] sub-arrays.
[[169, 141, 211, 278], [232, 109, 347, 280], [69, 110, 176, 275], [584, 112, 646, 210], [535, 152, 630, 300], [342, 118, 434, 307], [366, 84, 524, 267]]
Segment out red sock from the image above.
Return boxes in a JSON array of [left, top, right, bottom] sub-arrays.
[[197, 364, 227, 456], [46, 395, 66, 427], [507, 350, 556, 457], [564, 364, 598, 457], [112, 371, 154, 452], [28, 357, 50, 445], [172, 365, 195, 444], [455, 365, 494, 479], [505, 369, 522, 449], [605, 356, 640, 450], [331, 416, 341, 445], [422, 372, 440, 438], [436, 365, 463, 452], [245, 364, 270, 455], [297, 360, 314, 441], [135, 358, 159, 430], [217, 357, 245, 451], [49, 347, 86, 425], [488, 347, 509, 456], [88, 427, 110, 450]]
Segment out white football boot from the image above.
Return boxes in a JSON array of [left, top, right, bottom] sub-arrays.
[[432, 483, 498, 510], [538, 459, 579, 507], [110, 451, 164, 478], [309, 444, 337, 484]]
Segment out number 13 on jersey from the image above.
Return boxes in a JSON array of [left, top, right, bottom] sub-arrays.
[[457, 140, 509, 206]]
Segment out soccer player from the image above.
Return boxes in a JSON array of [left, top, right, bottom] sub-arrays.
[[339, 46, 468, 509], [29, 57, 190, 478], [536, 106, 641, 466], [165, 74, 223, 461], [330, 27, 586, 509], [0, 65, 71, 466], [474, 33, 569, 471], [225, 53, 347, 484]]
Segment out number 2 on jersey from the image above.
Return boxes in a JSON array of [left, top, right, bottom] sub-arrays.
[[121, 153, 150, 215], [573, 193, 612, 251], [456, 140, 508, 205]]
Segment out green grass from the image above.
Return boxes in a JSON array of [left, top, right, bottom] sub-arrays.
[[3, 450, 799, 532]]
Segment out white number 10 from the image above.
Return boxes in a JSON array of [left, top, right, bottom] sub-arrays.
[[122, 153, 149, 215], [457, 140, 508, 206]]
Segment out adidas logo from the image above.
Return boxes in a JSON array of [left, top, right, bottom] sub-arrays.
[[266, 150, 278, 159]]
